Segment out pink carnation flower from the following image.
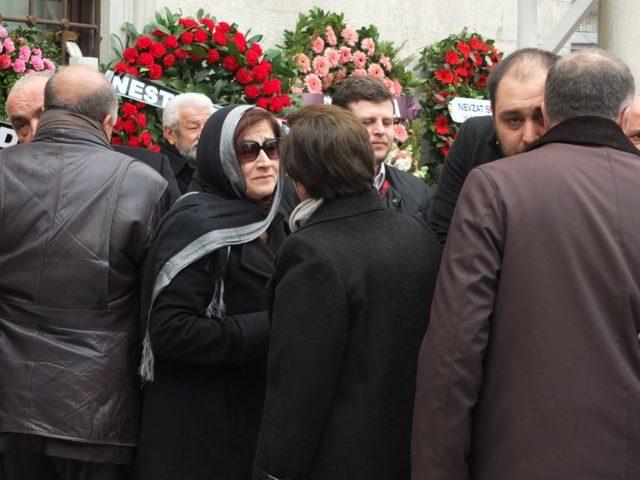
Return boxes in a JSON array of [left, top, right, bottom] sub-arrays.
[[384, 77, 395, 94], [394, 123, 409, 143], [296, 53, 311, 74], [352, 68, 367, 77], [32, 48, 42, 57], [304, 73, 323, 94], [379, 55, 392, 72], [341, 27, 359, 47], [360, 38, 375, 57], [18, 45, 31, 61], [353, 51, 367, 69], [392, 79, 403, 96], [3, 38, 15, 54], [312, 55, 330, 78], [0, 26, 7, 38], [30, 55, 45, 71], [338, 46, 352, 64], [0, 54, 11, 69], [324, 48, 340, 67], [325, 26, 338, 46], [311, 36, 325, 54], [12, 58, 26, 74], [367, 63, 385, 79], [43, 58, 56, 72]]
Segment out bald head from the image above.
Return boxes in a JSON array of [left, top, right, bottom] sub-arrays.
[[544, 49, 635, 128], [6, 72, 52, 143], [44, 66, 118, 126], [626, 96, 640, 149]]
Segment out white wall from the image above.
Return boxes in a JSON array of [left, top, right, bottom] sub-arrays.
[[102, 0, 575, 64]]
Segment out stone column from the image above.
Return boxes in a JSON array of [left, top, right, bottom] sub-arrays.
[[599, 0, 640, 84]]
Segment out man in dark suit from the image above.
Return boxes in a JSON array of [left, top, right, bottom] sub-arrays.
[[332, 76, 429, 215], [412, 49, 640, 480], [428, 48, 559, 244], [160, 92, 214, 193]]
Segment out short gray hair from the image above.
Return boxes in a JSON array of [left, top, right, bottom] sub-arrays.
[[6, 71, 54, 116], [44, 67, 118, 124], [544, 49, 635, 126], [162, 92, 214, 129]]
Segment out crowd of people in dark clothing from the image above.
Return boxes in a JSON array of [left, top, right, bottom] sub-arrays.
[[1, 45, 640, 480]]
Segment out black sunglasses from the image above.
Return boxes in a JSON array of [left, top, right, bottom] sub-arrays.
[[238, 138, 281, 162]]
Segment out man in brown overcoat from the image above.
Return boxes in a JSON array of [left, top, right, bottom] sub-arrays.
[[412, 49, 640, 480]]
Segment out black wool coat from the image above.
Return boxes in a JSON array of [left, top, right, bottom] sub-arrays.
[[383, 164, 431, 215], [427, 115, 502, 245], [254, 192, 441, 480], [160, 143, 195, 194], [134, 220, 287, 480]]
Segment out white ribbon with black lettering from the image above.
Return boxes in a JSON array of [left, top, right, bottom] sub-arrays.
[[448, 97, 492, 123], [0, 121, 18, 149], [104, 70, 180, 109]]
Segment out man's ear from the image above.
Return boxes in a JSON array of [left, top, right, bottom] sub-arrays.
[[619, 105, 631, 132], [163, 125, 177, 145], [541, 101, 551, 130], [102, 114, 114, 138]]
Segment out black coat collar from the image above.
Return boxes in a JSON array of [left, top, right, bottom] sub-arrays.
[[530, 116, 640, 157], [161, 143, 189, 174], [301, 191, 385, 231]]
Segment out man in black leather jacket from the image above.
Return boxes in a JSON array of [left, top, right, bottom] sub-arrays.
[[427, 48, 559, 245], [333, 76, 429, 215], [0, 66, 171, 480], [5, 69, 181, 205]]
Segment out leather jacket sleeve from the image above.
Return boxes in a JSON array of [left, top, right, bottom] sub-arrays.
[[412, 167, 504, 480]]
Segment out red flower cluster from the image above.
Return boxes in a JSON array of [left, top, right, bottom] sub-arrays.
[[111, 100, 159, 151], [425, 33, 501, 158], [436, 38, 499, 88], [111, 14, 292, 148]]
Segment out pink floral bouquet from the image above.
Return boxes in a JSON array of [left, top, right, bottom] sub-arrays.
[[280, 8, 417, 102], [0, 24, 59, 111]]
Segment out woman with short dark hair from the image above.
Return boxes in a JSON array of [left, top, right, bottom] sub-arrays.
[[254, 105, 442, 480], [135, 105, 286, 480]]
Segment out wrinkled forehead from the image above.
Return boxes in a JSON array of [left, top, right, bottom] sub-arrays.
[[178, 105, 214, 123], [7, 83, 46, 116]]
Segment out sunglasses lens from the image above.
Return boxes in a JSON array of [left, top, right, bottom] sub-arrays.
[[240, 142, 260, 161], [263, 139, 280, 159]]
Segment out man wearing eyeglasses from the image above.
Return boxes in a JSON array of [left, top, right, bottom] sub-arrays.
[[332, 76, 430, 215]]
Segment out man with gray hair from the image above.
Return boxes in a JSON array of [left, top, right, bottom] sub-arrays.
[[0, 65, 171, 479], [161, 92, 214, 193], [412, 49, 640, 480], [5, 71, 53, 144]]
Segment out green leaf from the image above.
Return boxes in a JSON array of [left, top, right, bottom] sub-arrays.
[[191, 45, 207, 58], [197, 8, 204, 19], [193, 68, 211, 83], [227, 41, 239, 57]]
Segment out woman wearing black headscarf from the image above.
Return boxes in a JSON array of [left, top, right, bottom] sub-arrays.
[[134, 105, 286, 480]]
